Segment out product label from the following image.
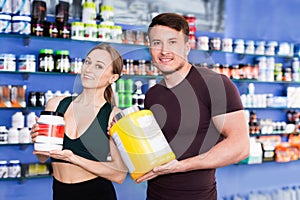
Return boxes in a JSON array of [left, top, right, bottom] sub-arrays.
[[0, 132, 8, 143], [0, 163, 8, 178], [12, 21, 31, 35], [37, 124, 64, 138], [136, 115, 169, 152], [112, 133, 135, 173], [8, 163, 21, 178]]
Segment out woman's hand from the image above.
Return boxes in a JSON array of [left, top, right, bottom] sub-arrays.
[[30, 117, 40, 143], [48, 149, 75, 163], [34, 149, 75, 163], [107, 116, 117, 135]]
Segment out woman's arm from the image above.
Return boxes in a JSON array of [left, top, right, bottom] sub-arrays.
[[49, 138, 128, 184], [39, 105, 128, 183]]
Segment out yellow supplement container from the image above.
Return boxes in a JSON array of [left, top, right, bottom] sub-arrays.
[[109, 108, 175, 180]]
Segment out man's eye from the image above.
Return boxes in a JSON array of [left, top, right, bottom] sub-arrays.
[[153, 41, 160, 46]]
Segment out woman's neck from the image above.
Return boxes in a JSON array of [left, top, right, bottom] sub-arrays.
[[76, 89, 106, 107]]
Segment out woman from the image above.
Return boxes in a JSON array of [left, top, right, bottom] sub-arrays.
[[31, 43, 127, 200]]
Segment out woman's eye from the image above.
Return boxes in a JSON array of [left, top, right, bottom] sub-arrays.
[[96, 65, 103, 69], [85, 60, 91, 65]]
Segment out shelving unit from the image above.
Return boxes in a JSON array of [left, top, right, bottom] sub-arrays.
[[0, 32, 300, 199]]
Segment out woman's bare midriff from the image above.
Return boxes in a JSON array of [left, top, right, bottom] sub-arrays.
[[52, 162, 97, 183]]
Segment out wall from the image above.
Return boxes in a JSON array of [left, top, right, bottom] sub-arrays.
[[225, 0, 300, 43]]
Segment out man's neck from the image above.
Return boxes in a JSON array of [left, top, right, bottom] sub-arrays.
[[163, 63, 192, 88]]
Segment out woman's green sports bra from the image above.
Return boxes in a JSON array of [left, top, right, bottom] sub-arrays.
[[51, 96, 112, 163]]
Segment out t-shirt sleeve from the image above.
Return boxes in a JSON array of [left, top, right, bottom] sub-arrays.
[[210, 74, 244, 117]]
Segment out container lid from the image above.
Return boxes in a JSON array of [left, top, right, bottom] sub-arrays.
[[114, 105, 140, 121], [39, 49, 54, 54], [234, 39, 244, 44], [0, 14, 11, 20], [85, 23, 97, 28], [19, 54, 36, 60], [101, 5, 114, 11], [9, 160, 20, 164], [40, 111, 64, 117], [12, 15, 31, 21], [0, 126, 8, 132], [112, 25, 122, 30], [0, 160, 7, 164], [56, 50, 70, 56], [71, 21, 84, 26], [98, 24, 111, 29], [83, 2, 96, 9]]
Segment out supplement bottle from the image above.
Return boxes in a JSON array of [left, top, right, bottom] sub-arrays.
[[38, 49, 54, 72], [100, 5, 114, 25], [12, 0, 31, 16], [55, 0, 70, 26], [18, 54, 36, 72], [8, 160, 21, 178], [31, 0, 47, 24], [55, 50, 71, 73], [0, 126, 8, 144], [71, 21, 84, 39], [0, 160, 8, 178], [8, 127, 19, 144], [82, 2, 96, 24], [12, 15, 31, 35], [35, 111, 65, 152]]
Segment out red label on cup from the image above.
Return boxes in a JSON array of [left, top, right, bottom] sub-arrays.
[[38, 124, 64, 138]]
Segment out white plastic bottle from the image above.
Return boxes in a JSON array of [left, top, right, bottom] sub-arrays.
[[19, 127, 31, 143], [0, 126, 8, 144], [27, 112, 37, 129], [8, 127, 19, 144], [82, 2, 96, 24], [11, 112, 24, 129]]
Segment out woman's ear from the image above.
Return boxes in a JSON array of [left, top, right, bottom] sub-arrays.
[[109, 74, 120, 84]]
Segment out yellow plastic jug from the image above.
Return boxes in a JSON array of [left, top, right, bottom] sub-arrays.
[[109, 107, 175, 180]]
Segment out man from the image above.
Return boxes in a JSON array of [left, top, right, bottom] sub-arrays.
[[136, 13, 250, 200]]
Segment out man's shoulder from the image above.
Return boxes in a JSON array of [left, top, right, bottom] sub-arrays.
[[192, 65, 220, 77]]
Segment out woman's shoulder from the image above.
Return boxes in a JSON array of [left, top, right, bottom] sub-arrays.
[[44, 96, 68, 111]]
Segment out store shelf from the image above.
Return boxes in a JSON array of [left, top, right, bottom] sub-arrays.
[[244, 107, 300, 110], [0, 143, 33, 150], [0, 71, 78, 76], [0, 143, 32, 146], [250, 132, 299, 137], [236, 158, 300, 165], [0, 175, 51, 183]]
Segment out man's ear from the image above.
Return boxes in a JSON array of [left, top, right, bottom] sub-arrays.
[[185, 42, 191, 57]]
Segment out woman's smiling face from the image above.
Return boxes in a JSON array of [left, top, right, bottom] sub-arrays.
[[81, 49, 114, 89]]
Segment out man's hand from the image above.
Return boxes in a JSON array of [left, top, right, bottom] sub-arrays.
[[136, 159, 182, 183]]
